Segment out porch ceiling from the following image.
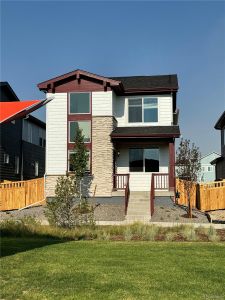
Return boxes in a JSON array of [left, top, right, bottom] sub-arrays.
[[111, 126, 180, 139]]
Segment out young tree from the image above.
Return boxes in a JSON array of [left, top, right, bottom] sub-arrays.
[[176, 139, 201, 218], [70, 128, 89, 198], [45, 128, 93, 228], [45, 175, 76, 228]]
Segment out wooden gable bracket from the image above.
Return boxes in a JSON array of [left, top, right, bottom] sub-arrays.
[[103, 81, 108, 91], [51, 83, 55, 93], [76, 72, 81, 84]]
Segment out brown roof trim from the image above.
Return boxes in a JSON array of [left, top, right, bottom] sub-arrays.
[[37, 69, 121, 91]]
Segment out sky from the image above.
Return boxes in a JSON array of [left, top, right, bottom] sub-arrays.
[[1, 0, 225, 156]]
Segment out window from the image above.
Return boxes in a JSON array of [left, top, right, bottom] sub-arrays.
[[70, 93, 90, 114], [35, 161, 39, 177], [68, 150, 90, 172], [201, 167, 205, 172], [3, 154, 9, 164], [128, 98, 158, 123], [69, 121, 91, 143], [129, 148, 159, 172], [15, 156, 19, 174], [208, 166, 212, 172]]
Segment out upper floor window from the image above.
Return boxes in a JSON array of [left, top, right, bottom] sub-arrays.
[[128, 98, 158, 123], [69, 121, 91, 143], [70, 93, 90, 114]]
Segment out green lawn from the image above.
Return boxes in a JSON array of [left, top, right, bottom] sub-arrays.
[[1, 238, 225, 300]]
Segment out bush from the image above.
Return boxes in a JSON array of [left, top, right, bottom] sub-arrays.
[[180, 225, 197, 241], [208, 226, 219, 242], [124, 227, 133, 241]]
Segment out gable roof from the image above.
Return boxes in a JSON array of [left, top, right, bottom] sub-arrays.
[[200, 152, 220, 160], [0, 81, 20, 102], [38, 69, 121, 91], [215, 111, 225, 129], [37, 69, 178, 94], [0, 98, 53, 124]]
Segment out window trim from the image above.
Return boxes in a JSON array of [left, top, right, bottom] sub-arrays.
[[128, 97, 159, 124], [15, 156, 19, 174], [3, 153, 9, 164], [69, 92, 91, 115], [34, 161, 39, 177], [68, 120, 91, 144], [129, 147, 160, 173]]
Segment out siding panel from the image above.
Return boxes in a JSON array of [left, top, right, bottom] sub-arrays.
[[46, 93, 67, 175], [92, 91, 113, 116]]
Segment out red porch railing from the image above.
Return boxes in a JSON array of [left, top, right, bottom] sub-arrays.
[[113, 174, 130, 215], [150, 173, 169, 216], [113, 174, 129, 190]]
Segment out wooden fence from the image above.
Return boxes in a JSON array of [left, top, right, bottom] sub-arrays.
[[176, 179, 225, 211], [0, 178, 45, 211]]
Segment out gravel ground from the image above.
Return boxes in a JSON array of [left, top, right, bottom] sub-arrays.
[[150, 197, 209, 223], [0, 203, 125, 223], [0, 197, 209, 224]]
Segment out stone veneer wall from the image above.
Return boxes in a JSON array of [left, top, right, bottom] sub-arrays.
[[45, 116, 117, 198], [91, 116, 117, 197]]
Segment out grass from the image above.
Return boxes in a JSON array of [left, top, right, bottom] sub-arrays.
[[1, 238, 225, 299], [0, 219, 224, 242]]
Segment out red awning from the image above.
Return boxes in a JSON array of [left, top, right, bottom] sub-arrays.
[[0, 98, 53, 124]]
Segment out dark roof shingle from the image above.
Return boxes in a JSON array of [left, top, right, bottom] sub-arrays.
[[110, 75, 178, 91], [111, 126, 180, 138]]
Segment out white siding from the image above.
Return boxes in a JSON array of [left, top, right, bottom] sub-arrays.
[[92, 91, 113, 116], [46, 93, 67, 175], [113, 95, 173, 126], [158, 97, 173, 125], [116, 145, 169, 191]]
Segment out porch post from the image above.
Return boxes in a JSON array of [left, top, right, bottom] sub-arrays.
[[169, 142, 175, 191]]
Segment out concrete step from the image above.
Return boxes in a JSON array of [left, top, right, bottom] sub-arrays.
[[129, 192, 149, 199], [155, 190, 174, 197], [126, 215, 150, 222], [112, 190, 125, 197]]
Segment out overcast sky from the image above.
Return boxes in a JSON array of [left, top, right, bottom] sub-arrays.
[[1, 1, 225, 155]]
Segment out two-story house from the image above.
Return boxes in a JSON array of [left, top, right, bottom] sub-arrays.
[[211, 111, 225, 180], [198, 152, 220, 183], [0, 82, 46, 181], [38, 69, 180, 219]]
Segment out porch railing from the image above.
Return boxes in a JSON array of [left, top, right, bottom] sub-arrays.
[[154, 173, 169, 190], [113, 174, 130, 214], [113, 174, 129, 190], [150, 173, 169, 215]]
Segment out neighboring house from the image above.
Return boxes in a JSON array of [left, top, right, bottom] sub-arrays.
[[38, 69, 180, 218], [198, 152, 220, 182], [211, 111, 225, 180], [0, 82, 46, 181]]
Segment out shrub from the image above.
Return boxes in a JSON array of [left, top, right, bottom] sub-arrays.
[[124, 227, 133, 241], [180, 225, 197, 241], [208, 226, 219, 242], [142, 225, 159, 241], [165, 231, 178, 241]]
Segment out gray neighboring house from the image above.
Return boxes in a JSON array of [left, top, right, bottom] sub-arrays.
[[199, 152, 220, 183], [211, 111, 225, 180], [0, 82, 46, 181]]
